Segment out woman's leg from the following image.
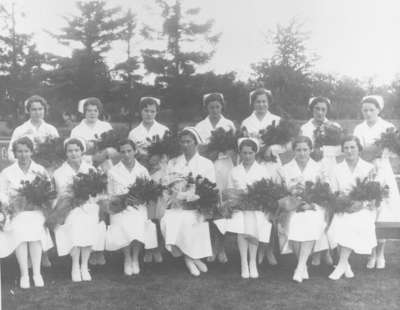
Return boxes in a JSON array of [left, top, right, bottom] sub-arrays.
[[80, 246, 92, 281], [15, 242, 30, 288], [122, 245, 133, 275], [237, 234, 250, 278], [366, 247, 377, 269], [70, 247, 81, 282], [143, 249, 153, 263], [131, 241, 141, 274], [265, 244, 278, 265], [293, 241, 314, 283], [28, 241, 44, 287], [193, 259, 208, 273], [329, 246, 352, 280], [41, 251, 52, 267], [184, 255, 200, 276], [248, 238, 259, 278], [376, 240, 386, 269]]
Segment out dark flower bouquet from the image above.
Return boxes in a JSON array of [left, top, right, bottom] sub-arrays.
[[126, 177, 165, 206], [375, 127, 400, 156], [297, 180, 336, 211], [95, 128, 128, 151], [72, 168, 107, 202], [183, 173, 223, 219], [223, 179, 288, 214], [146, 130, 181, 159], [314, 122, 344, 148], [330, 178, 389, 214], [259, 119, 299, 147], [32, 136, 65, 169], [9, 173, 56, 217], [207, 128, 237, 154]]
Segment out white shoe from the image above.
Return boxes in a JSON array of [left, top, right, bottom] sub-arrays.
[[366, 255, 376, 269], [33, 274, 44, 287], [184, 257, 200, 277], [124, 259, 133, 276], [329, 266, 344, 280], [81, 268, 92, 281], [20, 276, 30, 289], [194, 259, 208, 273], [344, 264, 354, 278], [241, 266, 250, 279], [72, 268, 82, 282], [249, 264, 259, 279], [292, 269, 303, 283], [376, 258, 386, 269], [131, 260, 140, 275]]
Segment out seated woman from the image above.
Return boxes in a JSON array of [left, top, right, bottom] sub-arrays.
[[160, 127, 214, 276], [278, 136, 327, 283], [105, 139, 158, 275], [327, 136, 378, 280], [0, 137, 53, 288], [215, 138, 274, 279], [53, 138, 106, 282]]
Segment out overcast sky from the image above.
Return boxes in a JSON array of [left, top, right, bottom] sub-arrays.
[[8, 0, 400, 84]]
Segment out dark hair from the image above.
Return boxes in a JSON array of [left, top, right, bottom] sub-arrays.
[[250, 88, 272, 106], [238, 139, 258, 152], [83, 97, 103, 115], [64, 138, 85, 153], [12, 137, 34, 155], [139, 97, 159, 112], [361, 97, 381, 111], [119, 139, 136, 151], [309, 96, 330, 113], [204, 93, 224, 108], [292, 136, 313, 151], [341, 135, 363, 152], [179, 130, 199, 145], [25, 95, 48, 114]]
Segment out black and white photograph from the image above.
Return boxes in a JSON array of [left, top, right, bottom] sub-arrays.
[[0, 0, 399, 309]]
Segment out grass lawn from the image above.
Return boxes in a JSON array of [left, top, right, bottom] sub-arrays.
[[2, 237, 400, 310]]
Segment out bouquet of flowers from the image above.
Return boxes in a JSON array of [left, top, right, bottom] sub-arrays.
[[95, 128, 128, 151], [32, 136, 65, 169], [223, 179, 288, 214], [126, 177, 165, 206], [298, 180, 336, 210], [330, 178, 389, 214], [207, 128, 237, 154], [375, 127, 400, 156], [146, 130, 181, 159], [314, 122, 344, 148], [72, 168, 107, 203], [9, 173, 56, 217], [259, 119, 298, 147]]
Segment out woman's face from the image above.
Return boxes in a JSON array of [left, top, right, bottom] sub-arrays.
[[312, 102, 328, 122], [15, 144, 32, 165], [207, 101, 223, 119], [343, 140, 360, 162], [240, 145, 256, 166], [294, 142, 311, 163], [361, 102, 380, 123], [120, 144, 136, 164], [141, 104, 157, 124], [253, 94, 269, 115], [29, 101, 45, 121], [66, 143, 83, 162], [85, 104, 100, 123], [179, 134, 197, 155]]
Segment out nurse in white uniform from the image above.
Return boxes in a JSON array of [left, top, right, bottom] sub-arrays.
[[161, 127, 215, 276], [0, 137, 53, 288], [8, 95, 59, 162], [215, 138, 273, 279], [106, 139, 158, 276], [353, 95, 400, 269], [53, 138, 106, 282], [195, 92, 236, 263], [240, 88, 281, 139], [327, 136, 377, 280], [128, 97, 169, 157], [279, 136, 327, 283]]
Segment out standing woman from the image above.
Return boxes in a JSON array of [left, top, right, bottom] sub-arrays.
[[0, 137, 53, 288], [353, 95, 400, 269], [279, 136, 327, 283], [128, 97, 169, 157], [160, 127, 215, 276], [215, 138, 273, 279], [106, 139, 158, 275], [195, 92, 236, 263], [240, 88, 281, 139], [327, 136, 377, 279], [53, 138, 106, 282], [8, 95, 59, 162]]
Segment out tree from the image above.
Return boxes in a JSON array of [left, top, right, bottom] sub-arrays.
[[142, 0, 220, 116], [46, 0, 127, 111]]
